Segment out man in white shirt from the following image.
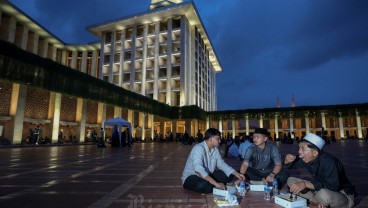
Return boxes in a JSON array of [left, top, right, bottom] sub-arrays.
[[182, 128, 245, 193]]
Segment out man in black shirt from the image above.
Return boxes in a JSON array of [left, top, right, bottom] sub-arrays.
[[284, 133, 355, 208]]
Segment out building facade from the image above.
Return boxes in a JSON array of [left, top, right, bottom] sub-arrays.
[[0, 0, 367, 144]]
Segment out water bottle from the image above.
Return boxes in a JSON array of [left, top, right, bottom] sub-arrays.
[[264, 186, 271, 200], [273, 179, 279, 196], [239, 180, 246, 197]]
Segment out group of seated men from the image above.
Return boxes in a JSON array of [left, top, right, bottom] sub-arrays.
[[181, 128, 356, 208]]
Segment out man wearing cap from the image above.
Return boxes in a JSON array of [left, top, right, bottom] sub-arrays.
[[236, 128, 289, 188], [182, 128, 245, 193], [284, 133, 355, 208]]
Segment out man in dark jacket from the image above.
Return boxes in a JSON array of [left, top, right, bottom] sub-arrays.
[[284, 133, 355, 208]]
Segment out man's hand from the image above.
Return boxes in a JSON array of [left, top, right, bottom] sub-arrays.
[[233, 172, 245, 181], [214, 182, 226, 190], [264, 173, 275, 183], [289, 181, 306, 193], [284, 154, 297, 164]]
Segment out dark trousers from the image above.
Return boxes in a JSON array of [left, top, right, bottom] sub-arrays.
[[183, 170, 231, 194], [245, 167, 289, 188]]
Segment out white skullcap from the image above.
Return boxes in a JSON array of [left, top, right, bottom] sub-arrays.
[[303, 133, 325, 150]]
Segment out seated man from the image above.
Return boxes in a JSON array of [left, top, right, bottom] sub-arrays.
[[284, 133, 355, 208], [236, 128, 289, 188], [182, 128, 245, 193]]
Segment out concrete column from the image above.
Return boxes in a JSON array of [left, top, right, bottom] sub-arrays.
[[149, 114, 154, 140], [245, 115, 250, 136], [97, 103, 106, 126], [321, 112, 326, 129], [259, 115, 263, 128], [32, 33, 39, 54], [76, 98, 86, 142], [41, 40, 48, 58], [8, 84, 27, 144], [232, 119, 236, 138], [172, 120, 177, 140], [91, 50, 98, 77], [51, 93, 61, 143], [71, 51, 78, 69], [81, 51, 88, 73], [338, 113, 345, 139], [166, 18, 173, 104], [20, 26, 29, 50], [206, 117, 210, 130], [289, 113, 294, 139], [128, 110, 135, 138], [114, 107, 122, 118], [139, 112, 145, 140], [305, 113, 310, 134], [51, 45, 57, 61], [356, 110, 363, 139], [185, 119, 191, 137], [194, 119, 198, 137], [274, 114, 279, 139], [7, 16, 16, 42], [219, 117, 223, 136]]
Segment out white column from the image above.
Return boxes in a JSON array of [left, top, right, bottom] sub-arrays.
[[232, 119, 236, 138], [259, 115, 263, 128], [76, 98, 87, 142], [71, 51, 78, 69], [356, 110, 363, 139], [97, 103, 106, 127], [114, 107, 121, 118], [305, 113, 310, 134], [289, 113, 294, 139], [274, 114, 279, 139], [219, 118, 223, 135], [32, 33, 39, 54], [81, 50, 88, 73], [41, 40, 48, 58], [338, 113, 345, 139], [128, 110, 135, 138], [9, 84, 27, 144], [51, 93, 61, 143], [20, 26, 28, 50], [321, 112, 326, 129], [150, 114, 155, 140], [7, 16, 16, 42], [91, 50, 98, 77], [206, 117, 210, 130], [245, 115, 249, 136]]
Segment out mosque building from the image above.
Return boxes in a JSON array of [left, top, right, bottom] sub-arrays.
[[0, 0, 367, 144]]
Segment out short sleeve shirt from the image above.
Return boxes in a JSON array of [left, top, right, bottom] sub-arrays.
[[243, 141, 282, 172]]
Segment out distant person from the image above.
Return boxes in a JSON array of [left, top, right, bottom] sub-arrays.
[[284, 133, 355, 208], [182, 128, 245, 193], [236, 128, 289, 188], [238, 136, 253, 160]]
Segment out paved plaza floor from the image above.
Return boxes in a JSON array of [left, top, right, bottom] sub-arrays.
[[0, 140, 367, 208]]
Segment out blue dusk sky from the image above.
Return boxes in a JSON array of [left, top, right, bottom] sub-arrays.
[[8, 0, 368, 110]]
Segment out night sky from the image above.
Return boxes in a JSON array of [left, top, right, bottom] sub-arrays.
[[9, 0, 368, 110]]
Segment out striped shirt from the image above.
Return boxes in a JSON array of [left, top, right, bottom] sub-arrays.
[[181, 141, 235, 184]]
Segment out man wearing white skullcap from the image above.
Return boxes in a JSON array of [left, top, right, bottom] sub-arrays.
[[284, 133, 355, 208]]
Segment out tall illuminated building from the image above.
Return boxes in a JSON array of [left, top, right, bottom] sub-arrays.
[[88, 0, 222, 111]]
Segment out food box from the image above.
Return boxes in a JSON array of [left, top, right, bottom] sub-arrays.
[[275, 194, 307, 208], [249, 180, 266, 191]]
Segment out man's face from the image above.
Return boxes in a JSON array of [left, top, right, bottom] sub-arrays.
[[210, 135, 221, 147], [298, 142, 318, 163], [252, 133, 267, 146]]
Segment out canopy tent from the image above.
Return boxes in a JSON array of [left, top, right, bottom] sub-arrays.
[[104, 117, 132, 145]]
